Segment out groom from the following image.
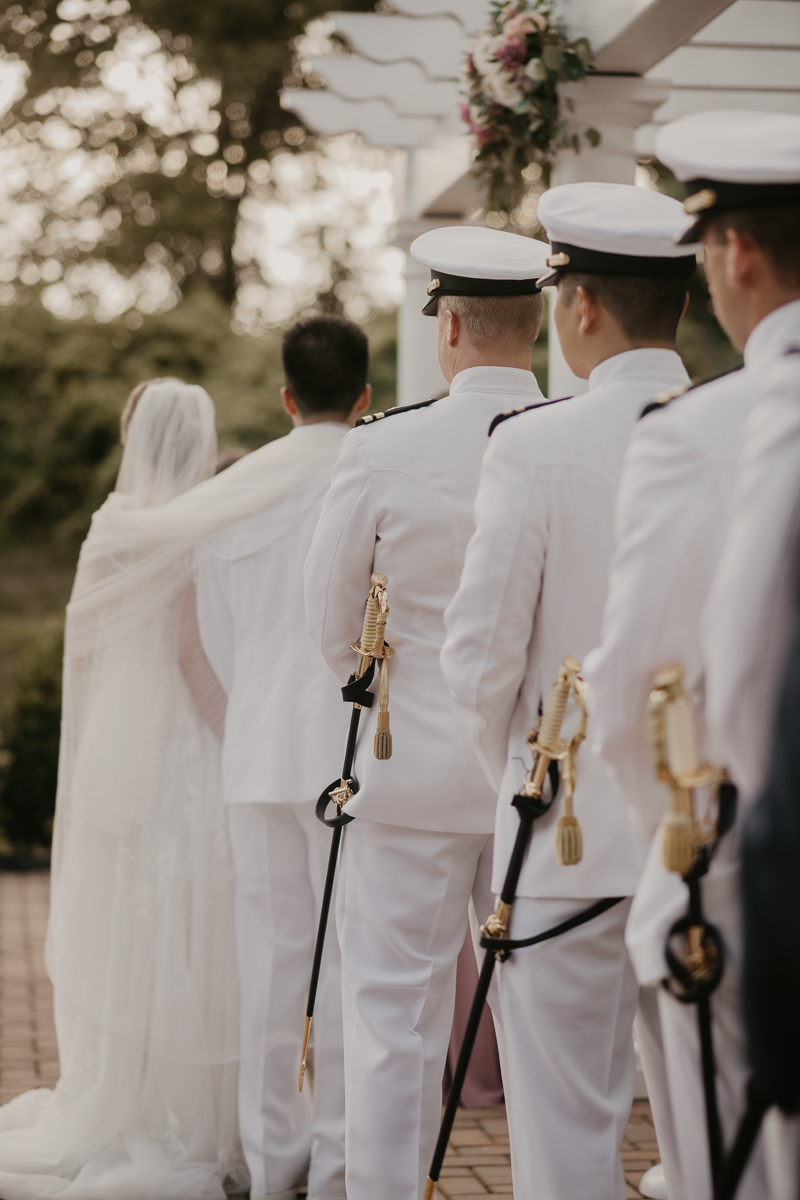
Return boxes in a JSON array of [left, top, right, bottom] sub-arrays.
[[195, 315, 371, 1200]]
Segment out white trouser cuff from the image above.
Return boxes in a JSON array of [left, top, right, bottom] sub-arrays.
[[250, 1192, 298, 1200], [307, 1195, 348, 1200]]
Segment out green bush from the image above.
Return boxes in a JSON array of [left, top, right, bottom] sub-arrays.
[[0, 632, 63, 853]]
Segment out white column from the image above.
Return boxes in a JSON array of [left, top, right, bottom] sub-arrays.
[[546, 75, 670, 399], [393, 216, 453, 408]]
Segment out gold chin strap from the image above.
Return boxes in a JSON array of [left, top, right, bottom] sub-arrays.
[[648, 662, 723, 875]]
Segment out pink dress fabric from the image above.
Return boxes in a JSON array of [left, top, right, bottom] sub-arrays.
[[443, 930, 504, 1108]]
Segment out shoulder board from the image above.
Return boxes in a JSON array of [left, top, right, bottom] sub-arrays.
[[638, 364, 744, 421], [356, 396, 440, 428], [488, 395, 572, 437]]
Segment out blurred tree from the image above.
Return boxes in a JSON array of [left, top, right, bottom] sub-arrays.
[[0, 628, 62, 851], [0, 0, 376, 303]]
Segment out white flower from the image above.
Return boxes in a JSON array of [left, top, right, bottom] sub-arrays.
[[525, 57, 546, 82], [482, 62, 524, 110], [472, 32, 503, 76]]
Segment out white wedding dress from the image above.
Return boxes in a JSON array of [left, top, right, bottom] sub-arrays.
[[0, 383, 250, 1199]]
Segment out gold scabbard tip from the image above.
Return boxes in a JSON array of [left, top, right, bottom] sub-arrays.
[[423, 1178, 437, 1200], [298, 1015, 312, 1092], [371, 572, 388, 587], [653, 661, 684, 689]]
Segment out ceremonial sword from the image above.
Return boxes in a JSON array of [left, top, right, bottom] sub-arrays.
[[425, 656, 623, 1199], [298, 572, 392, 1092]]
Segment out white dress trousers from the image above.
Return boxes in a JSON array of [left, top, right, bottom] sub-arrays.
[[228, 802, 346, 1200]]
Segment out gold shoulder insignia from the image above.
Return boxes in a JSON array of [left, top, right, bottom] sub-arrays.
[[355, 396, 440, 429], [639, 385, 690, 421], [488, 394, 571, 437]]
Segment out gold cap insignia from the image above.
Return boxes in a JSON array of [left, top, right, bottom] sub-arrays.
[[684, 188, 718, 216], [546, 252, 570, 268], [426, 278, 441, 296]]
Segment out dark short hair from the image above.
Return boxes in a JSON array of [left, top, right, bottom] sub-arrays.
[[558, 273, 688, 343], [281, 314, 369, 418], [706, 207, 800, 289]]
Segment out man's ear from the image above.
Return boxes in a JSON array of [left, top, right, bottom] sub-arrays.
[[680, 291, 690, 320], [576, 285, 598, 337], [725, 226, 762, 289], [354, 383, 371, 415], [446, 308, 459, 348], [281, 386, 299, 418]]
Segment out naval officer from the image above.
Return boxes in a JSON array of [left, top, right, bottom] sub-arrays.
[[303, 226, 549, 1200], [697, 112, 800, 1198], [441, 182, 698, 1200], [585, 110, 800, 1200]]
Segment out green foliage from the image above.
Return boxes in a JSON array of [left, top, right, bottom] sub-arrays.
[[0, 628, 62, 852], [0, 286, 397, 551]]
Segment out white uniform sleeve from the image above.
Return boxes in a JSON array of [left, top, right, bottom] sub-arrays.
[[441, 424, 547, 792], [584, 413, 717, 841], [703, 354, 800, 799], [195, 550, 235, 696], [304, 430, 377, 684]]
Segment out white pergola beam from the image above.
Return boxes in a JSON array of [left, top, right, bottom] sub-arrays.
[[305, 58, 458, 118], [691, 0, 800, 47], [391, 0, 488, 33], [330, 14, 468, 81], [649, 44, 800, 90], [280, 90, 437, 149], [558, 0, 737, 74]]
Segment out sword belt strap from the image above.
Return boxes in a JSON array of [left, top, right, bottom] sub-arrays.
[[341, 658, 376, 705], [479, 895, 625, 955]]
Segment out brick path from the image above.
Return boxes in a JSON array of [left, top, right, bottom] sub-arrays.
[[0, 871, 662, 1197]]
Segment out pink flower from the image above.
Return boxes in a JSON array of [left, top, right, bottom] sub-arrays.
[[504, 12, 547, 39], [496, 38, 527, 70]]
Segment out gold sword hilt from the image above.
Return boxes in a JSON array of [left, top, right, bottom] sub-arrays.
[[298, 1015, 312, 1092]]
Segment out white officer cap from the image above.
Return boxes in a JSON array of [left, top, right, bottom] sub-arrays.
[[536, 182, 700, 288], [655, 110, 800, 244], [410, 225, 550, 316]]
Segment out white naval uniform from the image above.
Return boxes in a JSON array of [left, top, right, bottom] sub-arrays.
[[702, 298, 800, 1200], [583, 349, 776, 1199], [196, 422, 351, 1200], [441, 348, 687, 1199], [304, 365, 544, 1200]]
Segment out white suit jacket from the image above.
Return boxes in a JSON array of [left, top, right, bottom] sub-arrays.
[[703, 299, 800, 802], [583, 365, 757, 983], [441, 349, 689, 900], [304, 365, 544, 834], [196, 422, 351, 806]]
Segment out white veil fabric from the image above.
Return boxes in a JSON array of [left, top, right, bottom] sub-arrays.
[[0, 381, 345, 1199]]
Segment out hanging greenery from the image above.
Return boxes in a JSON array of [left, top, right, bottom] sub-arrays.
[[461, 1, 599, 214]]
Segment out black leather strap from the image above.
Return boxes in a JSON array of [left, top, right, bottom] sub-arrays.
[[480, 895, 625, 956], [341, 658, 376, 706], [315, 777, 358, 828]]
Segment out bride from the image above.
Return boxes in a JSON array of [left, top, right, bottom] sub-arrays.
[[0, 379, 254, 1199], [0, 376, 354, 1199]]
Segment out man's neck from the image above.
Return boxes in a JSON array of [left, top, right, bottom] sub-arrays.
[[446, 350, 532, 382]]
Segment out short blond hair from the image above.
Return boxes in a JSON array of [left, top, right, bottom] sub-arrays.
[[120, 376, 184, 444], [439, 293, 543, 352]]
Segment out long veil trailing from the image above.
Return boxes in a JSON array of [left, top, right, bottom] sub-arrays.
[[0, 382, 342, 1199]]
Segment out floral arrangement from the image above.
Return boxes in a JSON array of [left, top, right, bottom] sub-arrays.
[[460, 1, 598, 215]]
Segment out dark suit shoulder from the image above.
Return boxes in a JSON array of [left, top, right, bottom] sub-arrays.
[[488, 395, 572, 437], [355, 396, 441, 428]]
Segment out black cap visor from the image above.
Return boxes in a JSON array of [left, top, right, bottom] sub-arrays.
[[678, 178, 800, 244], [538, 241, 697, 288], [422, 270, 543, 316]]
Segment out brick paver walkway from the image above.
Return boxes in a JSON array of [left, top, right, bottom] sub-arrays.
[[0, 871, 661, 1197]]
